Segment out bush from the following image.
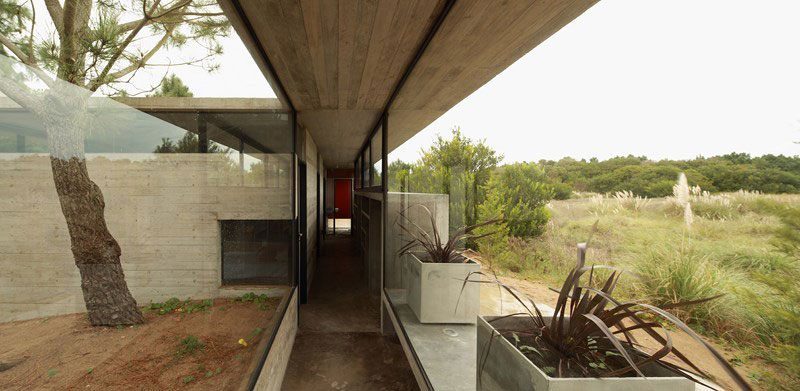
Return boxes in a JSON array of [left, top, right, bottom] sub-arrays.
[[479, 162, 554, 238], [549, 181, 573, 200], [631, 243, 747, 339], [743, 206, 800, 380]]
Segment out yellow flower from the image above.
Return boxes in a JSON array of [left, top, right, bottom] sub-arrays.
[[176, 308, 182, 312], [238, 338, 247, 347]]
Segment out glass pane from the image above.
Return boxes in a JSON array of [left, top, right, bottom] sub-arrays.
[[0, 53, 294, 325], [362, 146, 370, 187], [371, 127, 383, 187], [221, 220, 292, 284]]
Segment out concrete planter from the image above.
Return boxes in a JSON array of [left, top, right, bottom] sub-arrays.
[[406, 252, 480, 324], [477, 315, 695, 391]]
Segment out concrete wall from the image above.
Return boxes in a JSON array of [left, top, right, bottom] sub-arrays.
[[384, 192, 450, 290], [252, 288, 298, 391], [304, 128, 322, 292], [0, 153, 292, 322]]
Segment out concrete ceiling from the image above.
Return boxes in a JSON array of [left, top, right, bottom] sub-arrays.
[[220, 0, 598, 167]]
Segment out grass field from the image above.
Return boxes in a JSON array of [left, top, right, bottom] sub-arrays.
[[480, 191, 800, 389]]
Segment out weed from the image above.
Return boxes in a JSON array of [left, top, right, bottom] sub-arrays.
[[182, 375, 194, 384], [248, 327, 264, 339], [236, 293, 278, 310], [47, 369, 57, 377], [87, 367, 93, 374], [176, 335, 204, 357], [143, 297, 212, 315]]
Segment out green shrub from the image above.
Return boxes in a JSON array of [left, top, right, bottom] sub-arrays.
[[549, 181, 573, 200], [691, 198, 740, 220], [479, 162, 553, 238], [743, 206, 800, 380], [631, 243, 741, 334]]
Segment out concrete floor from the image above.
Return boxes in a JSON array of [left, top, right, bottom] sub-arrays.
[[282, 235, 418, 390]]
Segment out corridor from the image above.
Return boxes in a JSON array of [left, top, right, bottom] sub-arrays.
[[282, 235, 418, 390]]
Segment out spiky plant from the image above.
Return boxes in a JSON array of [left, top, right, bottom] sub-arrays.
[[472, 265, 751, 390], [396, 204, 501, 263]]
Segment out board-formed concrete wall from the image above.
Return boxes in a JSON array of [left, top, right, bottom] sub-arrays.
[[252, 287, 298, 391], [305, 128, 320, 291], [0, 153, 292, 322]]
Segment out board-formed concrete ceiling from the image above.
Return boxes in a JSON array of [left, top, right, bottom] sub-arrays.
[[220, 0, 598, 167]]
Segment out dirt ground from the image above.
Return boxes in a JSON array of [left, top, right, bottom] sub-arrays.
[[0, 296, 282, 391], [488, 270, 772, 391]]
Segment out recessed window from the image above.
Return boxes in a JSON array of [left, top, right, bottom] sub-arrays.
[[221, 220, 291, 285]]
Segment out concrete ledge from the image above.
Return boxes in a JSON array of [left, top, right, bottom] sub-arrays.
[[250, 287, 298, 391]]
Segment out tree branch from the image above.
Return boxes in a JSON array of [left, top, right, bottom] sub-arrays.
[[114, 0, 202, 33], [0, 74, 43, 115], [101, 24, 176, 85], [27, 1, 37, 66], [87, 0, 163, 91], [43, 0, 64, 36], [0, 32, 33, 66]]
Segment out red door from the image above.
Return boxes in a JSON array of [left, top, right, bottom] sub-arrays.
[[334, 180, 351, 218]]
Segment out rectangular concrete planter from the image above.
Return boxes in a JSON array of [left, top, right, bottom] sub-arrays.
[[406, 252, 480, 324], [477, 315, 695, 391]]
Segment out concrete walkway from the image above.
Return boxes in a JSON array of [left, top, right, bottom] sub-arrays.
[[282, 235, 418, 390]]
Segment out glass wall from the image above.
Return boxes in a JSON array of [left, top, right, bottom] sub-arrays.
[[0, 55, 294, 328], [371, 126, 383, 187], [362, 146, 370, 187]]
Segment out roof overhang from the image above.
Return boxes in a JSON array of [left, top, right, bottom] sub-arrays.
[[219, 0, 599, 167]]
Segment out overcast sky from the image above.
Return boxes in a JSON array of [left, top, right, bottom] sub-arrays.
[[388, 0, 800, 163], [65, 0, 800, 164]]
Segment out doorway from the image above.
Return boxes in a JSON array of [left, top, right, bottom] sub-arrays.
[[330, 179, 352, 234]]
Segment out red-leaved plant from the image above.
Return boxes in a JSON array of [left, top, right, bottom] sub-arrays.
[[467, 246, 751, 390], [395, 204, 501, 263]]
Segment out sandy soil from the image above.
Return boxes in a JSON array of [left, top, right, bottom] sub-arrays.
[[0, 297, 282, 391], [487, 270, 770, 391]]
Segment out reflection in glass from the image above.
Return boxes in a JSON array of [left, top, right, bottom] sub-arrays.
[[371, 128, 383, 187], [0, 54, 294, 327]]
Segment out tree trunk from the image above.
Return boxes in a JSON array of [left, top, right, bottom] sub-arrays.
[[43, 87, 143, 326]]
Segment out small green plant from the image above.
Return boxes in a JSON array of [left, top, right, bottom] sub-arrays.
[[236, 293, 277, 310], [248, 327, 264, 339], [143, 297, 213, 315], [87, 367, 93, 374], [176, 335, 205, 357], [205, 370, 214, 378], [47, 369, 58, 377], [183, 375, 195, 384]]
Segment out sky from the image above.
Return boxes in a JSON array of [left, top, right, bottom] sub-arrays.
[[14, 0, 800, 164], [387, 0, 800, 164]]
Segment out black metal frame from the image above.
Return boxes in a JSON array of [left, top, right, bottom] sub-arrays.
[[353, 0, 457, 189], [228, 0, 458, 387]]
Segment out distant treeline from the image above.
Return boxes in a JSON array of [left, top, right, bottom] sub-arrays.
[[537, 153, 800, 199], [388, 129, 799, 238]]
